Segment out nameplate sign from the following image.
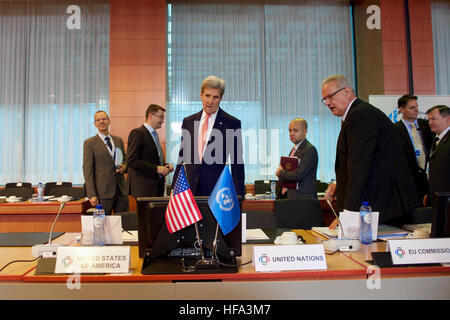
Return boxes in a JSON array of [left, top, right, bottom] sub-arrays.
[[388, 238, 450, 265], [54, 246, 130, 274], [253, 244, 327, 272]]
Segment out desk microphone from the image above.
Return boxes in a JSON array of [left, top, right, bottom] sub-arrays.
[[32, 198, 68, 258], [323, 199, 360, 252], [326, 199, 346, 239]]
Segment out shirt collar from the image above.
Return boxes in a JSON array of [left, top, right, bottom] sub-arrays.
[[402, 118, 419, 129], [342, 97, 357, 122], [98, 132, 111, 141], [438, 126, 450, 141], [144, 123, 156, 134]]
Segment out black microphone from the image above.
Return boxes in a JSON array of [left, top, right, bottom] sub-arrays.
[[48, 201, 66, 244]]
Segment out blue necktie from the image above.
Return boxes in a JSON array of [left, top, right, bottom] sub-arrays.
[[152, 131, 163, 165]]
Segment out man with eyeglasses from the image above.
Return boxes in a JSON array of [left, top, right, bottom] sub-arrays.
[[322, 75, 418, 226], [83, 110, 129, 215], [127, 104, 174, 197]]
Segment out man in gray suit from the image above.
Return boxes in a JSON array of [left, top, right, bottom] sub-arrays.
[[83, 110, 129, 215], [276, 118, 318, 199]]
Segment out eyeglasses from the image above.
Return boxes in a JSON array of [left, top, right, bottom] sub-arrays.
[[321, 87, 346, 105], [151, 113, 165, 120]]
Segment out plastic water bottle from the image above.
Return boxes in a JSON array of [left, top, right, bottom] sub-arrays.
[[360, 201, 373, 244], [92, 204, 106, 246], [37, 182, 44, 201], [270, 181, 276, 200]]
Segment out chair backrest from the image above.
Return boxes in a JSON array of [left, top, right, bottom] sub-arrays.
[[1, 187, 34, 200], [114, 211, 137, 230], [5, 182, 32, 189], [274, 198, 324, 229], [315, 180, 329, 193], [254, 180, 270, 194], [51, 186, 86, 199], [44, 182, 73, 196]]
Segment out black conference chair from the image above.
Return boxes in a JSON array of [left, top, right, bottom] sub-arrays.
[[51, 186, 86, 200], [5, 182, 32, 189], [0, 187, 34, 200], [405, 206, 433, 224], [274, 198, 324, 229], [114, 211, 138, 230], [316, 180, 329, 193], [44, 182, 72, 196], [254, 180, 270, 194]]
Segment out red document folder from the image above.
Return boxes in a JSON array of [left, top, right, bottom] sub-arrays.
[[279, 156, 298, 189]]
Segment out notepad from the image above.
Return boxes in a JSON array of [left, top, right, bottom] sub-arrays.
[[312, 227, 338, 239], [246, 228, 269, 240]]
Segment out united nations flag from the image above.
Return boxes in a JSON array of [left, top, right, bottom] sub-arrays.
[[208, 165, 240, 235]]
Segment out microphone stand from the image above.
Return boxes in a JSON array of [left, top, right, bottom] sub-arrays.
[[48, 201, 66, 244]]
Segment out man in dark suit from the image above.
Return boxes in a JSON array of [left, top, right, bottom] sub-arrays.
[[426, 105, 450, 204], [127, 104, 174, 197], [276, 118, 318, 199], [394, 95, 434, 204], [173, 75, 245, 197], [321, 75, 418, 224], [83, 110, 129, 215]]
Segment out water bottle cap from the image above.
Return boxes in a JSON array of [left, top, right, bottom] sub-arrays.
[[95, 204, 103, 209], [362, 201, 369, 205]]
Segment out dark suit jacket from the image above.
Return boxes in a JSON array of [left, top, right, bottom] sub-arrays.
[[429, 130, 450, 201], [173, 108, 245, 197], [278, 139, 318, 199], [335, 99, 419, 222], [394, 118, 434, 200], [83, 134, 127, 199], [127, 125, 165, 197]]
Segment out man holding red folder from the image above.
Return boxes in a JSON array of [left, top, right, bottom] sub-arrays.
[[276, 118, 318, 199]]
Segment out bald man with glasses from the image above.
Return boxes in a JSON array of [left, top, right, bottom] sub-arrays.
[[322, 75, 418, 225]]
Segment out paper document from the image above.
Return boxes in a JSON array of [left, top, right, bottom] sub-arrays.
[[122, 230, 138, 243], [376, 224, 410, 240], [246, 229, 269, 240], [338, 210, 379, 240], [311, 227, 338, 239]]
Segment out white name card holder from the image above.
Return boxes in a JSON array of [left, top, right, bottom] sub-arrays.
[[55, 246, 130, 274], [387, 238, 450, 265], [253, 244, 327, 272]]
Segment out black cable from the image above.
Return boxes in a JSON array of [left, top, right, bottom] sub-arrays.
[[0, 256, 40, 273]]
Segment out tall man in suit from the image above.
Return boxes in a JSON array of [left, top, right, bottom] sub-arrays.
[[276, 118, 318, 199], [321, 75, 418, 224], [173, 75, 245, 197], [83, 110, 129, 215], [394, 95, 434, 204], [127, 104, 174, 197], [426, 105, 450, 204]]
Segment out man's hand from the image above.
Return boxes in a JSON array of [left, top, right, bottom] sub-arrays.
[[324, 181, 337, 201], [275, 164, 283, 177], [89, 196, 98, 207], [329, 218, 340, 230], [165, 163, 174, 173], [157, 165, 170, 176], [116, 163, 126, 174]]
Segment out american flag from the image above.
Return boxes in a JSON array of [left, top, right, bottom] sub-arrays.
[[165, 166, 202, 233]]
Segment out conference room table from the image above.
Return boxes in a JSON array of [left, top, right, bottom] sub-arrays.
[[1, 230, 449, 300], [0, 198, 90, 233]]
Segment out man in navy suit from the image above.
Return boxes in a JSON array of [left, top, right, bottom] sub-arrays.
[[276, 118, 318, 199], [127, 104, 174, 197], [321, 75, 418, 224], [173, 75, 245, 197], [394, 95, 434, 204]]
